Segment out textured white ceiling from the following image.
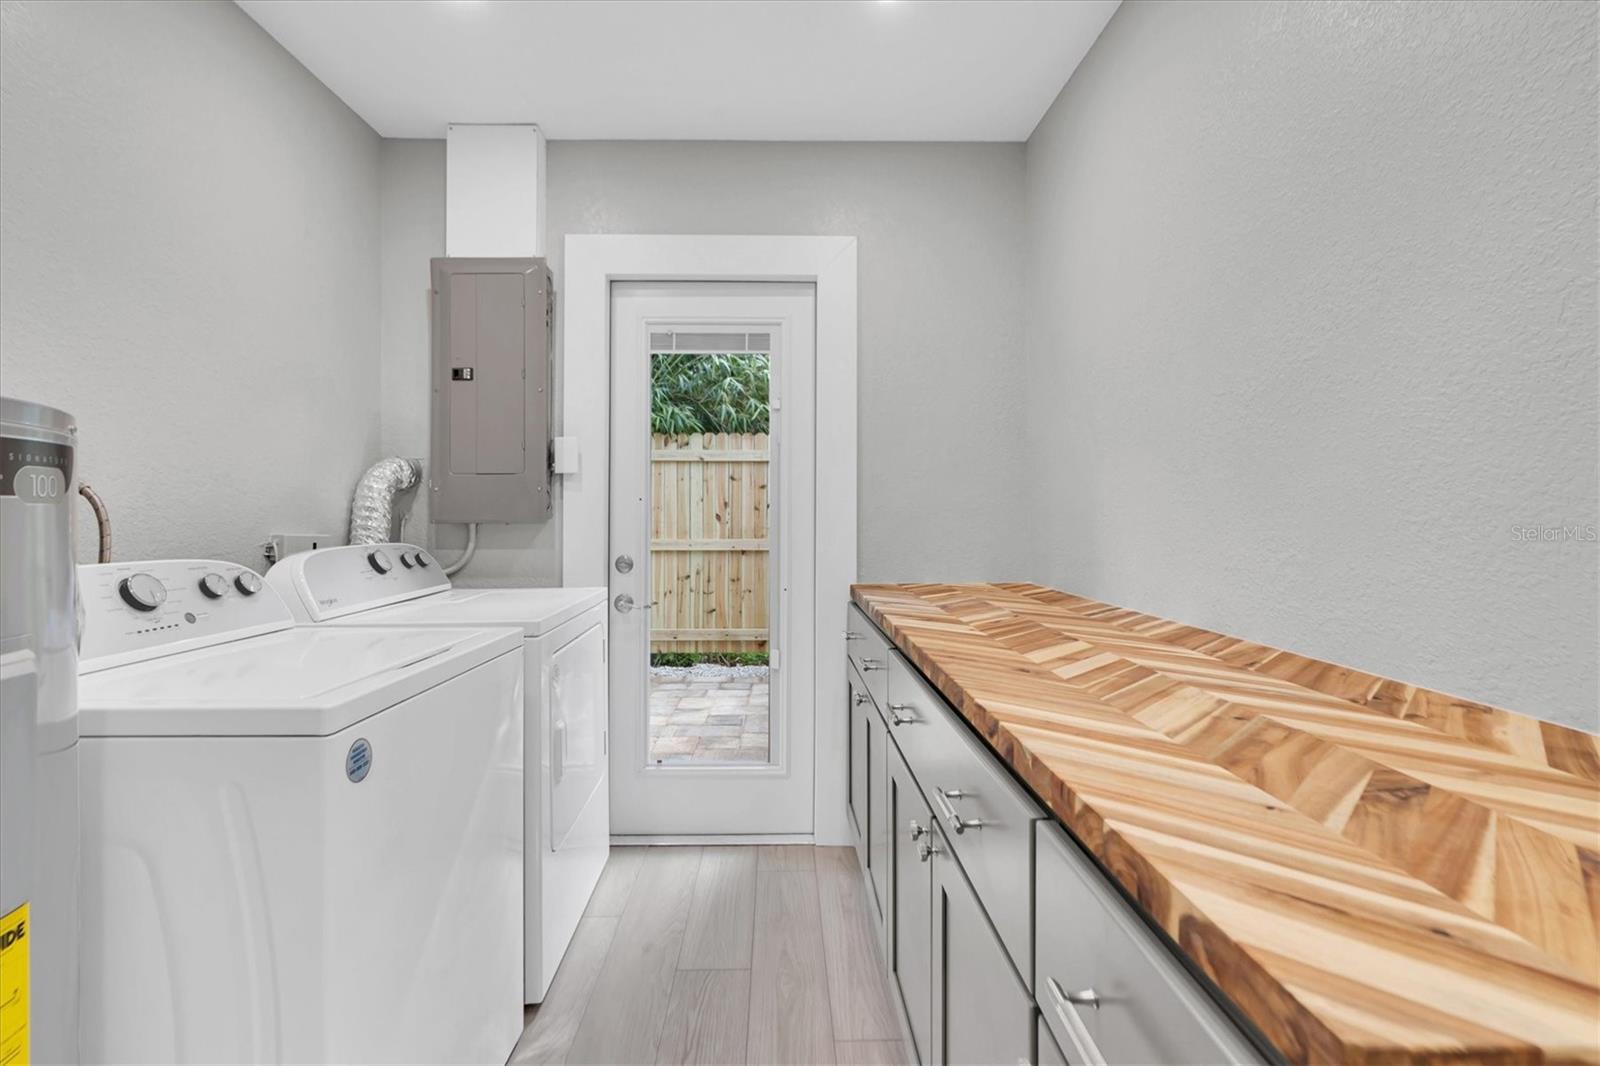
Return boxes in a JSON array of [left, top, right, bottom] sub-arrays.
[[235, 0, 1121, 140]]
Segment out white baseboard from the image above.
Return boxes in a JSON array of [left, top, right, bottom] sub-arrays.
[[611, 833, 815, 846]]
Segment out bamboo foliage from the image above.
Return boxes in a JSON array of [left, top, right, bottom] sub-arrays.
[[650, 433, 771, 652]]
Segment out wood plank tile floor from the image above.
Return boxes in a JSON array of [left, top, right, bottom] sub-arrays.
[[510, 845, 911, 1065]]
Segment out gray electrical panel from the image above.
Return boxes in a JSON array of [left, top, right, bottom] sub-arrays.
[[429, 257, 553, 523]]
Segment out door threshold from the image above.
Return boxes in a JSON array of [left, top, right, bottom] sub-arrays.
[[612, 833, 815, 846]]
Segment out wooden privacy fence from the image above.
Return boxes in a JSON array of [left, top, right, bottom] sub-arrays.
[[650, 433, 770, 653]]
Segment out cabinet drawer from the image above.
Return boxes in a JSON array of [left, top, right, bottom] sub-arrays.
[[846, 603, 890, 708], [887, 652, 1042, 989], [1035, 822, 1262, 1066]]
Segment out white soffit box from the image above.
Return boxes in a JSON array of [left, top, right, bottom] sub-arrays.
[[446, 124, 546, 257]]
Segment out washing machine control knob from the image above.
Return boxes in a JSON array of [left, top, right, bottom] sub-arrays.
[[119, 573, 167, 612], [399, 551, 416, 569], [367, 549, 393, 574], [234, 571, 262, 596], [414, 552, 432, 569], [198, 573, 228, 599]]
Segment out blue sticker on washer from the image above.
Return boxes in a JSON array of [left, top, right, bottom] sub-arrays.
[[346, 738, 372, 783]]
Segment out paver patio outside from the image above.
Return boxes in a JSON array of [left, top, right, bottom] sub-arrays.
[[648, 665, 770, 764]]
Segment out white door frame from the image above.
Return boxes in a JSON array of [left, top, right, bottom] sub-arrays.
[[563, 235, 857, 846]]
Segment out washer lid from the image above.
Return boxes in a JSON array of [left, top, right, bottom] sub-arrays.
[[77, 623, 522, 737], [328, 586, 607, 637]]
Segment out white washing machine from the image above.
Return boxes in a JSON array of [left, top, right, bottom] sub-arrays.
[[265, 543, 608, 1004], [76, 559, 526, 1064]]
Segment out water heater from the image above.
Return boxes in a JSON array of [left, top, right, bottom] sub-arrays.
[[0, 396, 81, 1065]]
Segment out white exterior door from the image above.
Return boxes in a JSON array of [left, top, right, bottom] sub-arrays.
[[608, 282, 816, 837]]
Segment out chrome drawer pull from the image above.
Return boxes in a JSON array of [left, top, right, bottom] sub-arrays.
[[860, 658, 884, 671], [853, 691, 870, 706], [1046, 977, 1106, 1066], [886, 702, 917, 726], [932, 786, 984, 834], [908, 819, 926, 841]]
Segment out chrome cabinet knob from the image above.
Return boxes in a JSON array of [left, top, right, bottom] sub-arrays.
[[917, 839, 938, 863], [908, 820, 926, 841], [843, 631, 862, 641], [853, 691, 870, 706], [860, 658, 884, 671], [886, 702, 916, 726]]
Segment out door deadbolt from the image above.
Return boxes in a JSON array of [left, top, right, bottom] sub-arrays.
[[614, 554, 634, 574]]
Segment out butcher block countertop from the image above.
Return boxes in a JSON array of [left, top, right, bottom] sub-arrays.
[[851, 582, 1600, 1066]]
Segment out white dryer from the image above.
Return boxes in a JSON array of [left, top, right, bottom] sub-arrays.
[[265, 543, 608, 1004], [76, 559, 525, 1064]]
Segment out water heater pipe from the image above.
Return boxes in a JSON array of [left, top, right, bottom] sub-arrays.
[[349, 457, 422, 546], [78, 482, 111, 563]]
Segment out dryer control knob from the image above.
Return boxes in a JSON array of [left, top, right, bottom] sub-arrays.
[[414, 552, 432, 569], [399, 551, 416, 569], [119, 573, 166, 612], [198, 573, 228, 599], [367, 549, 393, 574], [234, 571, 263, 596]]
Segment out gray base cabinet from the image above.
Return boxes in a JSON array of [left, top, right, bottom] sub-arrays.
[[848, 602, 1267, 1066]]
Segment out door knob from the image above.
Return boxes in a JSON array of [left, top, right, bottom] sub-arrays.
[[614, 593, 650, 613]]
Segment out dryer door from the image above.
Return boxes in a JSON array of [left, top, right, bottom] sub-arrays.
[[549, 619, 606, 851]]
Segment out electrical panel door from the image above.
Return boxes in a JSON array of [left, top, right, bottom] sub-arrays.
[[429, 257, 553, 523]]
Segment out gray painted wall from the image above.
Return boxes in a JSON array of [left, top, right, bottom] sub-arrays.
[[1023, 0, 1598, 727], [378, 140, 1032, 586], [0, 0, 381, 568], [377, 139, 447, 550]]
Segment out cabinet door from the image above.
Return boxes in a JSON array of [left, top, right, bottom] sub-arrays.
[[888, 742, 933, 1064], [848, 671, 870, 857], [931, 828, 1035, 1066], [1037, 1018, 1069, 1066], [867, 705, 889, 930]]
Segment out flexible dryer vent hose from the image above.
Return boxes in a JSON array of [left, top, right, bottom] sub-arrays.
[[349, 457, 422, 546]]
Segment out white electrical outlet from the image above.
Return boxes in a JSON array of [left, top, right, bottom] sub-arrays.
[[263, 533, 341, 568]]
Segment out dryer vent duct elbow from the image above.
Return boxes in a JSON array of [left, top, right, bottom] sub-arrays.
[[349, 457, 422, 546]]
